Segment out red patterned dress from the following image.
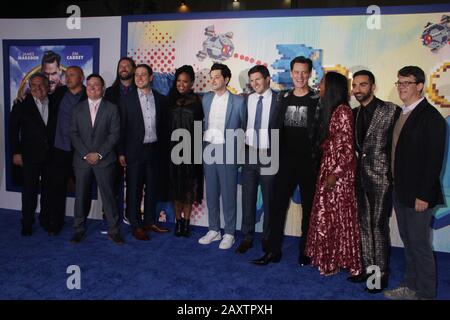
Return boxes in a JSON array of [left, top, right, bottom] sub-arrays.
[[305, 104, 362, 276]]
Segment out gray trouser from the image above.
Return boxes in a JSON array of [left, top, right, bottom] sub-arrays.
[[393, 191, 436, 299]]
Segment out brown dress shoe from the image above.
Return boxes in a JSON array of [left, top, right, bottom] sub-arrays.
[[235, 240, 253, 254], [133, 228, 150, 241], [145, 224, 170, 233]]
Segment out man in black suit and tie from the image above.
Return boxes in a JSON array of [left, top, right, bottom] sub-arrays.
[[9, 73, 57, 236], [69, 74, 123, 244], [236, 65, 281, 254], [384, 66, 446, 300], [118, 64, 169, 241]]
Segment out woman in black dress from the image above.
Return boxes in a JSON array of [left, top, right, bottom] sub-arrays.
[[167, 65, 204, 237]]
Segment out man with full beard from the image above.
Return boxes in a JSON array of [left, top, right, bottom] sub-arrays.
[[347, 70, 400, 293], [104, 57, 136, 226]]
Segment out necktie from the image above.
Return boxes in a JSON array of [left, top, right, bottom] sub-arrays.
[[254, 95, 263, 148], [91, 102, 99, 127]]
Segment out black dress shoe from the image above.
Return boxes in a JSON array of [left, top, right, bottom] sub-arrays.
[[21, 226, 32, 236], [70, 232, 85, 244], [298, 254, 311, 266], [109, 233, 125, 245], [235, 240, 253, 254], [250, 252, 282, 265], [347, 273, 369, 283]]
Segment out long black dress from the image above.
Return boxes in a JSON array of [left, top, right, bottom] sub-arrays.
[[167, 91, 204, 204]]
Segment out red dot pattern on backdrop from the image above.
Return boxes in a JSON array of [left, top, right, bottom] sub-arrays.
[[233, 52, 268, 67], [191, 67, 211, 93], [127, 23, 176, 73]]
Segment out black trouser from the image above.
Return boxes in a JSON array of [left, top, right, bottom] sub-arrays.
[[126, 143, 159, 230], [45, 148, 74, 232], [21, 161, 51, 229], [241, 146, 275, 242], [268, 155, 317, 255]]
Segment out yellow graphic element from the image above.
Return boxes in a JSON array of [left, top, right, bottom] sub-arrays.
[[323, 64, 350, 77], [427, 62, 450, 108]]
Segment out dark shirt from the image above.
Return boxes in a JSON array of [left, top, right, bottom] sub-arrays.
[[282, 92, 316, 162], [120, 83, 132, 97], [356, 96, 378, 151], [54, 90, 83, 151]]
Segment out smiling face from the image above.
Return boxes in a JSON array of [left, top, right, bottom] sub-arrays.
[[29, 76, 49, 101], [352, 75, 375, 105], [249, 71, 270, 95], [86, 76, 104, 100], [176, 72, 194, 95], [134, 66, 153, 90], [290, 62, 311, 91], [118, 59, 134, 81]]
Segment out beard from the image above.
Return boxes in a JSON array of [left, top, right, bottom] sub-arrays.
[[119, 73, 133, 81], [354, 92, 372, 103]]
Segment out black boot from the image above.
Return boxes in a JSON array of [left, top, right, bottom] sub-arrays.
[[182, 219, 191, 237], [175, 219, 183, 237]]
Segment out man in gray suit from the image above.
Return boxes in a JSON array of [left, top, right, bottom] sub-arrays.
[[347, 70, 400, 293], [198, 63, 245, 250], [70, 74, 123, 244]]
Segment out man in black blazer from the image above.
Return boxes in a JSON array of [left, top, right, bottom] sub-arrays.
[[9, 73, 57, 235], [384, 66, 446, 300], [118, 64, 169, 241], [236, 65, 281, 254], [70, 74, 123, 244], [104, 57, 136, 226]]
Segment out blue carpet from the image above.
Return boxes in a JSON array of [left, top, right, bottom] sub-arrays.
[[0, 209, 449, 300]]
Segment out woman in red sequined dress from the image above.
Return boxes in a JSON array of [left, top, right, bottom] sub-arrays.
[[305, 72, 362, 276]]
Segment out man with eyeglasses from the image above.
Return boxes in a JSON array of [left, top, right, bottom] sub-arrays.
[[384, 66, 446, 300], [347, 70, 400, 293]]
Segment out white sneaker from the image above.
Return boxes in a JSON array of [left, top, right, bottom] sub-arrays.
[[198, 230, 222, 244], [219, 234, 235, 250]]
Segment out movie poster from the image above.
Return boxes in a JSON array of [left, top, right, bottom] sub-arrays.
[[3, 38, 100, 192]]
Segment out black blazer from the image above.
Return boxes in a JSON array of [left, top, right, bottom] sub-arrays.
[[118, 87, 168, 165], [393, 98, 446, 208], [9, 94, 58, 164], [104, 85, 121, 106]]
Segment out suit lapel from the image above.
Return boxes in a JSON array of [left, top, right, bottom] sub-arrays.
[[268, 90, 277, 129], [224, 92, 234, 129], [364, 101, 384, 140], [92, 99, 106, 131], [29, 97, 47, 128], [398, 98, 427, 141]]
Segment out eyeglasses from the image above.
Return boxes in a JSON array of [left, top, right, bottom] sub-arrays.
[[394, 81, 418, 88]]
